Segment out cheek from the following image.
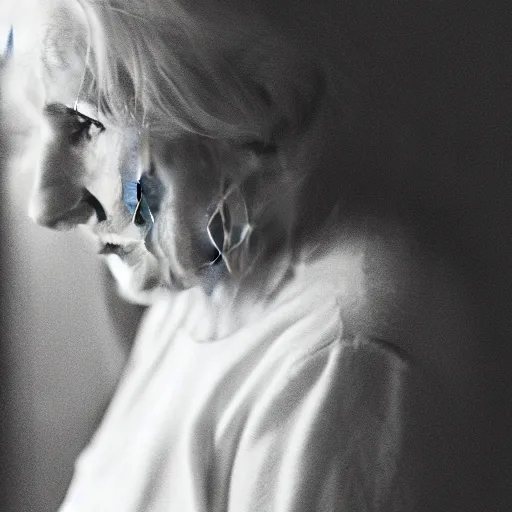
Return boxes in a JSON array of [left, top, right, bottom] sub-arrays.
[[85, 133, 124, 214], [29, 139, 87, 223], [151, 148, 222, 270], [153, 185, 217, 283], [155, 196, 203, 269]]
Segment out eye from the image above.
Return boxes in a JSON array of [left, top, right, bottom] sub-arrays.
[[43, 103, 105, 144], [66, 107, 105, 143]]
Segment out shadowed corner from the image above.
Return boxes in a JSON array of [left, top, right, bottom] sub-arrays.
[[0, 23, 139, 507], [4, 26, 13, 59], [1, 25, 13, 68], [1, 24, 17, 512]]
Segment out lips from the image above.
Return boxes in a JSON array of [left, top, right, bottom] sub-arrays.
[[97, 234, 145, 258], [98, 242, 124, 256], [101, 238, 169, 305]]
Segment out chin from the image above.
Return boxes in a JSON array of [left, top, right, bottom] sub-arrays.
[[104, 251, 171, 306], [104, 243, 230, 305]]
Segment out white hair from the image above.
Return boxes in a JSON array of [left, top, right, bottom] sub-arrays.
[[42, 0, 330, 144]]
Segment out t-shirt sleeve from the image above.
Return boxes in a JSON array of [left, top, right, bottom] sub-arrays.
[[227, 335, 424, 512]]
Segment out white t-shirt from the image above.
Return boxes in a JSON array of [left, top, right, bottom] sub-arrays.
[[59, 250, 429, 512]]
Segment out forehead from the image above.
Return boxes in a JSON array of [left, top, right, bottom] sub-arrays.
[[41, 5, 89, 105]]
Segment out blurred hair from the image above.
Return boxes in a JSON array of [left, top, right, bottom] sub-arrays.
[[15, 0, 382, 299], [52, 0, 328, 144], [66, 0, 352, 289]]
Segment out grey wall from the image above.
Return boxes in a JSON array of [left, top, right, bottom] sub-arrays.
[[1, 146, 133, 511]]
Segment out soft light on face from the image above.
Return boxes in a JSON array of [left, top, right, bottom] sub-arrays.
[[30, 92, 296, 303], [30, 102, 174, 303], [23, 0, 330, 305], [30, 42, 223, 302], [24, 17, 165, 302]]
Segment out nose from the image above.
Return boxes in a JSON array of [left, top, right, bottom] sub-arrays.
[[30, 185, 106, 230], [29, 138, 105, 230]]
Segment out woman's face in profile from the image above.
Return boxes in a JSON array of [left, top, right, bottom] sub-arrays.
[[22, 0, 338, 307], [29, 8, 289, 303]]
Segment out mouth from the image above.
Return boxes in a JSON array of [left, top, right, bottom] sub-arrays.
[[92, 199, 229, 296], [97, 233, 167, 302], [98, 242, 124, 256], [96, 234, 144, 257]]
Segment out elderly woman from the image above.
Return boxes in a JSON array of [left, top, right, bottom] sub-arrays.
[[5, 0, 493, 510]]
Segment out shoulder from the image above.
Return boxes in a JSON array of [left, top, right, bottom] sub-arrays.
[[236, 332, 422, 510], [284, 333, 413, 397], [341, 214, 483, 385]]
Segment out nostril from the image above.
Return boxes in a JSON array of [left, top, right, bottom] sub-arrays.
[[30, 187, 106, 229], [82, 188, 107, 222]]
